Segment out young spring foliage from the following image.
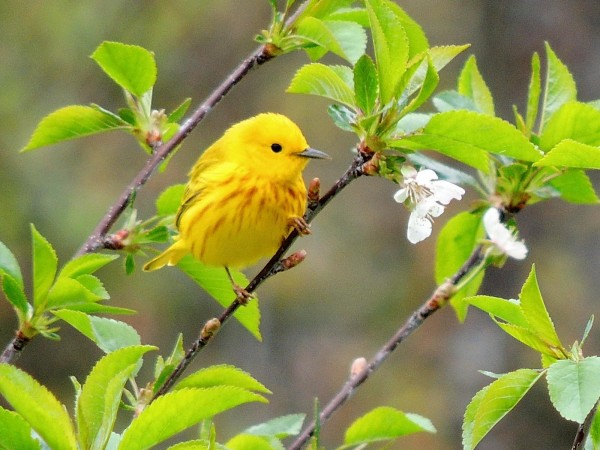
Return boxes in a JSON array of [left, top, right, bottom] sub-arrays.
[[462, 266, 600, 449], [0, 225, 131, 342]]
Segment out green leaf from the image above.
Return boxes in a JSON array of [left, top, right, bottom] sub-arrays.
[[519, 265, 564, 354], [549, 169, 599, 204], [402, 55, 439, 115], [535, 140, 600, 169], [397, 111, 541, 171], [539, 102, 600, 151], [45, 277, 103, 310], [464, 295, 529, 329], [458, 56, 495, 116], [344, 406, 435, 446], [176, 256, 261, 341], [0, 240, 23, 289], [386, 1, 429, 58], [493, 320, 565, 359], [540, 42, 577, 131], [2, 274, 29, 318], [353, 54, 378, 115], [53, 310, 141, 353], [287, 63, 355, 108], [118, 387, 267, 450], [323, 20, 367, 64], [226, 435, 274, 450], [31, 224, 58, 309], [91, 41, 157, 97], [432, 90, 477, 113], [166, 440, 220, 450], [0, 407, 41, 450], [156, 184, 186, 216], [525, 52, 541, 132], [243, 414, 305, 439], [462, 368, 542, 450], [21, 106, 129, 152], [588, 404, 600, 449], [435, 212, 485, 321], [77, 346, 156, 450], [0, 364, 77, 450], [547, 357, 600, 423], [168, 98, 192, 123], [365, 0, 408, 104], [60, 254, 119, 279], [175, 364, 271, 394], [327, 104, 356, 132]]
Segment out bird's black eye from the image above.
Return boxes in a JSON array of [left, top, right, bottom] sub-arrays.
[[271, 143, 282, 153]]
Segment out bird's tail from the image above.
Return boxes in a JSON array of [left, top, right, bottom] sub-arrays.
[[143, 241, 189, 272]]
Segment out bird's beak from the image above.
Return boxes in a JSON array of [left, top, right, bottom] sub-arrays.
[[297, 147, 331, 159]]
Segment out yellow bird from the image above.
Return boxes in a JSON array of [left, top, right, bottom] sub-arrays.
[[143, 113, 329, 298]]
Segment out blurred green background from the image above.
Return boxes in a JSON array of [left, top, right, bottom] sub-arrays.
[[1, 1, 599, 448]]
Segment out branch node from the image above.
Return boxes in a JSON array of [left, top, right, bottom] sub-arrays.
[[350, 357, 368, 379]]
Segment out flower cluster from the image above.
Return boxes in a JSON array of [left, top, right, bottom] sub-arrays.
[[482, 208, 528, 260], [394, 166, 465, 244]]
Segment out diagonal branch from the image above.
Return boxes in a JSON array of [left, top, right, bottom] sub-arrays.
[[151, 150, 371, 400], [288, 245, 485, 449]]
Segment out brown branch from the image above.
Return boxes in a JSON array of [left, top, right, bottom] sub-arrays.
[[0, 332, 30, 364], [288, 245, 485, 450], [151, 151, 371, 400]]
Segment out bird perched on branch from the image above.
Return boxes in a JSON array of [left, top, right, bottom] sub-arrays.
[[143, 113, 329, 299]]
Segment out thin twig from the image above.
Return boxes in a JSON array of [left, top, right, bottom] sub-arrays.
[[0, 332, 30, 364], [572, 402, 597, 449], [288, 245, 485, 450]]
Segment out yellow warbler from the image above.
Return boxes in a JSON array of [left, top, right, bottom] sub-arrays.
[[143, 113, 329, 296]]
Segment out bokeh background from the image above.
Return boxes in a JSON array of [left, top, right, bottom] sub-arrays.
[[1, 1, 599, 448]]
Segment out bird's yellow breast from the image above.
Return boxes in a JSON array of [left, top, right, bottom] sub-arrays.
[[177, 167, 307, 268]]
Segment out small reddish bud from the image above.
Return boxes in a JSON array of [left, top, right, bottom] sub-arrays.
[[103, 229, 130, 250], [201, 318, 221, 340], [350, 357, 368, 378], [282, 250, 307, 270], [146, 128, 162, 147], [308, 177, 321, 204], [361, 152, 382, 176]]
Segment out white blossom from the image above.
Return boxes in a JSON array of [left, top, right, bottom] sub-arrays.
[[483, 208, 528, 260], [394, 166, 465, 244]]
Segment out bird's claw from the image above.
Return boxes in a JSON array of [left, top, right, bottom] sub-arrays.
[[233, 284, 254, 305], [289, 217, 311, 235]]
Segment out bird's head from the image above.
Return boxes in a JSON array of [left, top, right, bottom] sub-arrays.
[[224, 113, 329, 180]]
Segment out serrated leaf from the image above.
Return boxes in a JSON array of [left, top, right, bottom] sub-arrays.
[[78, 346, 155, 450], [175, 365, 270, 394], [463, 368, 542, 450], [327, 104, 356, 132], [31, 224, 58, 309], [60, 254, 119, 279], [118, 387, 267, 450], [365, 0, 408, 104], [588, 404, 600, 449], [535, 140, 600, 169], [494, 320, 565, 359], [91, 41, 157, 97], [156, 184, 186, 216], [549, 169, 599, 204], [547, 357, 600, 423], [403, 55, 439, 115], [539, 102, 600, 151], [519, 265, 564, 353], [0, 364, 77, 450], [398, 110, 541, 171], [526, 52, 541, 132], [63, 303, 135, 315], [46, 277, 103, 310], [287, 63, 355, 108], [296, 17, 366, 64], [458, 56, 494, 116], [435, 212, 485, 321], [353, 54, 378, 115], [0, 407, 41, 450], [432, 90, 477, 113], [464, 295, 529, 328], [244, 414, 305, 439], [540, 42, 577, 130], [0, 240, 23, 289], [176, 256, 261, 341], [166, 440, 218, 450], [21, 105, 129, 152], [344, 406, 435, 446], [2, 274, 29, 318], [53, 310, 141, 353]]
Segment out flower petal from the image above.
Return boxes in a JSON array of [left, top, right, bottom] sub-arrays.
[[393, 188, 409, 203], [407, 213, 432, 243]]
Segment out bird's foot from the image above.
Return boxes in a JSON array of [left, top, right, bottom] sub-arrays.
[[233, 284, 254, 305], [289, 216, 311, 235]]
